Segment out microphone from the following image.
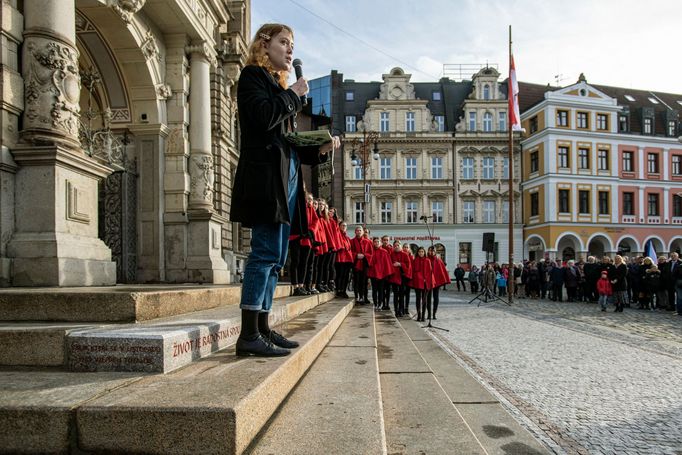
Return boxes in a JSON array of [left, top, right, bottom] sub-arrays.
[[292, 58, 307, 106]]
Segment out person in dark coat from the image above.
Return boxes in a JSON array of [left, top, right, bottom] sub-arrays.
[[609, 255, 628, 312], [230, 23, 339, 357], [563, 260, 579, 302], [549, 261, 564, 301]]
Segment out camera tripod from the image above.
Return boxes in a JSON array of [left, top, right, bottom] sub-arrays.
[[468, 285, 511, 307]]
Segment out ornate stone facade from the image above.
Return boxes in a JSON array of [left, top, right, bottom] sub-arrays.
[[0, 0, 251, 286]]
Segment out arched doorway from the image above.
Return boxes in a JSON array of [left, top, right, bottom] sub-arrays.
[[556, 233, 581, 262], [525, 236, 545, 261], [616, 237, 638, 258], [669, 237, 682, 255], [587, 235, 611, 259]]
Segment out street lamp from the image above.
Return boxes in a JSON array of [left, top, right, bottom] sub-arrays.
[[349, 129, 379, 225]]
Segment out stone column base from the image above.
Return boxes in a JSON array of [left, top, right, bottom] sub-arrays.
[[8, 232, 116, 286], [185, 215, 229, 284]]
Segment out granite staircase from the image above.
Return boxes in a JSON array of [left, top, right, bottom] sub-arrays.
[[0, 287, 550, 454]]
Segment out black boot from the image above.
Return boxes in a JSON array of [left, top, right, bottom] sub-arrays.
[[236, 310, 290, 357], [258, 312, 300, 349]]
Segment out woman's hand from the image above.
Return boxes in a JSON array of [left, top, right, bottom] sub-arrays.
[[319, 135, 341, 155], [290, 77, 309, 97]]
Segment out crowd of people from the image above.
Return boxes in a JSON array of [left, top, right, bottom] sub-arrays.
[[452, 254, 682, 315], [288, 194, 451, 321]]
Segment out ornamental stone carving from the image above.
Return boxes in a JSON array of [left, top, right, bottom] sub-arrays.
[[108, 0, 146, 24], [189, 154, 214, 203], [141, 30, 161, 62], [23, 38, 81, 142], [156, 83, 172, 99]]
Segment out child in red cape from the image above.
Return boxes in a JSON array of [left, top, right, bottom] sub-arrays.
[[428, 245, 451, 319], [350, 226, 373, 303], [368, 237, 393, 309], [410, 246, 434, 322], [334, 220, 353, 298], [389, 240, 413, 317]]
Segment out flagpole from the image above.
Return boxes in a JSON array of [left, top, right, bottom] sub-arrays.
[[508, 25, 514, 304]]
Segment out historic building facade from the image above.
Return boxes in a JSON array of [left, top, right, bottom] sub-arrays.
[[0, 0, 251, 286], [519, 75, 682, 261], [311, 67, 522, 267]]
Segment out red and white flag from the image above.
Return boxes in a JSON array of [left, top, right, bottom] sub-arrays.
[[508, 52, 522, 131]]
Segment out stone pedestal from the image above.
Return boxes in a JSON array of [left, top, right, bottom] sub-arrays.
[[186, 211, 229, 284], [7, 146, 116, 286]]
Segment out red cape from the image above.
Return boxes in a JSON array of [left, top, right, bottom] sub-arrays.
[[429, 256, 451, 287], [389, 250, 413, 284], [410, 256, 434, 290], [350, 237, 373, 271], [368, 246, 393, 279], [336, 233, 353, 263]]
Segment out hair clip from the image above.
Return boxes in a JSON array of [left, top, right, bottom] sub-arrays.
[[259, 32, 271, 41]]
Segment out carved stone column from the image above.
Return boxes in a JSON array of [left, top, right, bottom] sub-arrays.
[[183, 41, 228, 283], [7, 0, 116, 286]]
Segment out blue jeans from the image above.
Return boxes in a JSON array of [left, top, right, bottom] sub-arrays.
[[240, 152, 298, 312]]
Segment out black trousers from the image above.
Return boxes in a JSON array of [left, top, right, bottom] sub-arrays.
[[289, 242, 310, 286], [353, 269, 368, 300], [305, 254, 319, 288], [455, 278, 466, 291], [335, 262, 352, 294], [382, 279, 391, 308], [370, 278, 385, 306], [432, 286, 440, 315], [318, 253, 333, 286]]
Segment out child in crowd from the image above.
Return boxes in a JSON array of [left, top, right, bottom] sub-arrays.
[[596, 270, 613, 312]]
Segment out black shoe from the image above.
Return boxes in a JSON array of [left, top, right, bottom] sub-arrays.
[[265, 330, 300, 349], [292, 287, 308, 297], [341, 292, 349, 298], [309, 288, 320, 295], [236, 335, 290, 357], [433, 315, 437, 320]]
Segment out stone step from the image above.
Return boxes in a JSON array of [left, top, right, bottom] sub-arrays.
[[398, 317, 552, 455], [66, 291, 335, 373], [0, 298, 353, 455], [75, 298, 354, 455], [0, 283, 292, 322], [375, 311, 488, 454], [246, 305, 386, 455]]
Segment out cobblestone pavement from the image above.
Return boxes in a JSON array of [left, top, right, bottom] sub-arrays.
[[429, 289, 682, 455]]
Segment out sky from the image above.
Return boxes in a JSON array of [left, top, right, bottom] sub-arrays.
[[251, 0, 681, 94]]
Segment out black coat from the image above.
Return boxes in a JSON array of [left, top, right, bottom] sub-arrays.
[[230, 65, 327, 232]]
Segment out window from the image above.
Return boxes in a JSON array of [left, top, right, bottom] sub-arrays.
[[432, 201, 444, 223], [578, 148, 590, 169], [431, 157, 443, 179], [345, 91, 354, 101], [405, 201, 418, 223], [530, 193, 539, 216], [622, 192, 634, 215], [432, 91, 441, 101], [673, 195, 682, 217], [502, 157, 509, 179], [502, 201, 510, 223], [459, 242, 472, 266], [498, 111, 506, 131], [380, 112, 389, 132], [623, 151, 634, 172], [345, 115, 356, 132], [405, 157, 417, 179], [647, 153, 659, 174], [405, 112, 415, 132], [556, 110, 569, 127], [644, 117, 652, 134], [529, 116, 538, 134], [598, 149, 609, 170], [558, 189, 570, 213], [648, 193, 659, 216], [619, 115, 628, 132], [578, 190, 590, 214], [482, 157, 495, 179], [597, 114, 608, 130], [483, 200, 496, 223], [668, 120, 677, 137], [577, 112, 589, 129], [673, 155, 681, 175], [648, 97, 659, 105], [598, 191, 609, 215], [483, 112, 493, 132], [380, 201, 392, 223], [354, 201, 364, 224], [530, 151, 539, 173], [558, 146, 570, 168], [469, 112, 476, 131], [483, 84, 490, 100], [462, 157, 474, 179], [624, 94, 635, 102], [435, 115, 445, 132], [463, 201, 475, 223], [380, 157, 392, 179], [353, 159, 363, 179]]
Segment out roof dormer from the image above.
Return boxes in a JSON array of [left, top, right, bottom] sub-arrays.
[[379, 67, 416, 101]]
